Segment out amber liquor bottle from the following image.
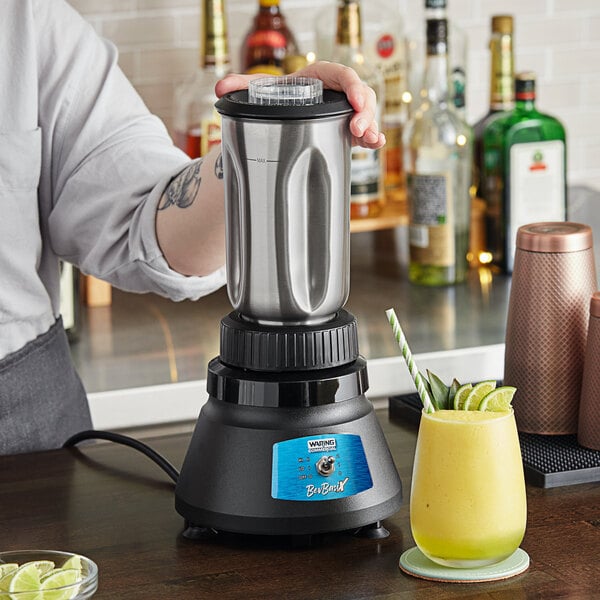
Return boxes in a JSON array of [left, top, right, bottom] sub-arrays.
[[241, 0, 299, 75], [173, 0, 231, 159]]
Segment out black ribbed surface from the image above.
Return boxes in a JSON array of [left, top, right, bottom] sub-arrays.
[[219, 310, 359, 372]]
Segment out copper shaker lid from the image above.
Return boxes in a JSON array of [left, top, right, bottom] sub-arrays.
[[590, 292, 600, 318], [516, 222, 593, 253]]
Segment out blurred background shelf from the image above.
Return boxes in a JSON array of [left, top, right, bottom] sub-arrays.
[[350, 200, 408, 233]]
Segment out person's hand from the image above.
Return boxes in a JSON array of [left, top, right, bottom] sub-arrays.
[[214, 61, 385, 150]]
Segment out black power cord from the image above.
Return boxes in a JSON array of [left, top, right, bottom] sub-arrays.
[[63, 429, 180, 484]]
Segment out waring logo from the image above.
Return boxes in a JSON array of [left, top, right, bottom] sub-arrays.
[[307, 438, 337, 453]]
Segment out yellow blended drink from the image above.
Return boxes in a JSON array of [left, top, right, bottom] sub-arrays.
[[410, 410, 527, 568]]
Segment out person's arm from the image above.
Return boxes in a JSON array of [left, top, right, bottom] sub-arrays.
[[155, 61, 385, 277], [40, 0, 224, 302]]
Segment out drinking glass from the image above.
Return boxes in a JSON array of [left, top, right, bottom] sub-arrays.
[[410, 410, 527, 568]]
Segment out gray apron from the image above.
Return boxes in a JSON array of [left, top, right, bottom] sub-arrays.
[[0, 318, 92, 455]]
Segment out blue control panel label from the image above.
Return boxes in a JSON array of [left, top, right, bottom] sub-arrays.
[[271, 434, 373, 501]]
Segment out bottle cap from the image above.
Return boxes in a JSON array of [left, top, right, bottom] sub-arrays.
[[516, 222, 593, 254], [515, 72, 536, 99], [425, 0, 447, 8], [248, 76, 323, 106], [491, 15, 513, 34], [590, 292, 600, 318]]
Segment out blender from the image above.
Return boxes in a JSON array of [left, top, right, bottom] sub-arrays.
[[174, 77, 402, 538]]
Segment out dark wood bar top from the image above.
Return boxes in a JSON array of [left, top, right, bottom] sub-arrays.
[[1, 410, 599, 599]]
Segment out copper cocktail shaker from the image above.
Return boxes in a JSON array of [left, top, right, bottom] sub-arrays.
[[504, 222, 597, 434], [578, 292, 600, 450]]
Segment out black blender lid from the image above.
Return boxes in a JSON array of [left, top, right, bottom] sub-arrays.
[[215, 76, 353, 120]]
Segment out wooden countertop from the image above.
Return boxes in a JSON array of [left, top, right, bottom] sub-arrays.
[[1, 409, 599, 598]]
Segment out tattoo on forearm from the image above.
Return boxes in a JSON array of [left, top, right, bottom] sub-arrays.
[[215, 153, 223, 179], [158, 159, 203, 210]]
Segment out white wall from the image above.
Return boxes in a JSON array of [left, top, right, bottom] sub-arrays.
[[69, 0, 600, 191]]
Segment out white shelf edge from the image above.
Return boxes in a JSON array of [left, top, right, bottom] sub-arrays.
[[88, 343, 506, 430]]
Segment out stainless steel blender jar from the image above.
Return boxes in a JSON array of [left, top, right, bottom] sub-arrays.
[[175, 77, 402, 537]]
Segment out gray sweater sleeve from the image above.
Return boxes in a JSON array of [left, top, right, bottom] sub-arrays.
[[38, 0, 226, 301]]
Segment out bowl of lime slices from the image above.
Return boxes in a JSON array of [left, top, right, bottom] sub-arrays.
[[0, 550, 98, 599]]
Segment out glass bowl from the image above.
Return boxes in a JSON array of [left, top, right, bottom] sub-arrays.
[[0, 550, 98, 599]]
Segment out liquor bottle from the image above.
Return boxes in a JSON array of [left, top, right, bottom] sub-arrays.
[[406, 0, 468, 119], [173, 0, 230, 159], [482, 72, 567, 272], [403, 17, 473, 285], [314, 1, 408, 204], [60, 261, 81, 343], [471, 15, 514, 266], [241, 0, 299, 76], [331, 0, 385, 220], [473, 15, 514, 201]]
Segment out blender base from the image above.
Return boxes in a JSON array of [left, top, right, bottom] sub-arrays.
[[175, 384, 403, 538], [175, 312, 402, 539], [177, 493, 401, 538]]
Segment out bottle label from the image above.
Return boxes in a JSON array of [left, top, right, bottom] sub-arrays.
[[350, 147, 381, 204], [408, 173, 454, 266], [508, 140, 566, 269], [365, 33, 407, 115], [271, 434, 373, 501], [200, 109, 222, 156], [490, 34, 514, 107], [246, 30, 287, 49], [184, 109, 222, 159]]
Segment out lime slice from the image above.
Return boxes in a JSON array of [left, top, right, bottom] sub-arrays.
[[59, 556, 81, 573], [452, 383, 473, 410], [462, 380, 497, 411], [7, 563, 41, 600], [478, 386, 517, 412], [0, 564, 18, 580], [40, 569, 81, 600], [23, 561, 55, 577], [0, 570, 15, 592]]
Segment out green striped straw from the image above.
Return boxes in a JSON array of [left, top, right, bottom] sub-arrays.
[[386, 308, 435, 414]]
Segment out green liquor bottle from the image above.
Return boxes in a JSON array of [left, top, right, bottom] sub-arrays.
[[482, 72, 567, 272], [403, 17, 473, 286]]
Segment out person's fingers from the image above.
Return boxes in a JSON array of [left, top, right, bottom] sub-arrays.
[[352, 131, 386, 149], [214, 73, 264, 97], [214, 62, 385, 149], [294, 61, 368, 110]]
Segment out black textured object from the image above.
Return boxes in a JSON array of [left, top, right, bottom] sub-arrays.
[[207, 356, 369, 408], [389, 391, 600, 488], [219, 310, 359, 372], [216, 89, 353, 120]]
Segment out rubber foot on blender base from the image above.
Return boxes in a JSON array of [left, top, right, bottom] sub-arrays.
[[182, 522, 219, 540], [353, 521, 390, 539]]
